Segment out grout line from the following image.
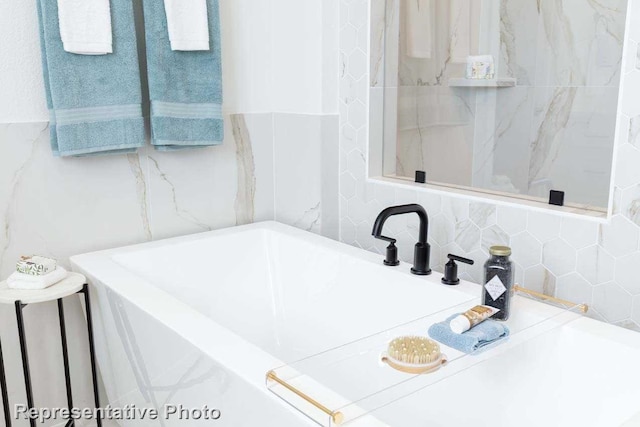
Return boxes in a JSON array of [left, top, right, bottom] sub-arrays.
[[271, 112, 277, 222]]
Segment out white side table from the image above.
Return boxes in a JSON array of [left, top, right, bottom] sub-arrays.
[[0, 273, 102, 427]]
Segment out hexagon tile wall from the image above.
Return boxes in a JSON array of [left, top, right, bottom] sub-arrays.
[[338, 0, 640, 330]]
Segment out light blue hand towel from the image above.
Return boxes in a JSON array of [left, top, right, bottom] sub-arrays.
[[143, 0, 224, 151], [36, 0, 145, 157], [428, 314, 510, 355]]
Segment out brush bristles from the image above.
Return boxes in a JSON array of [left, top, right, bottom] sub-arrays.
[[387, 336, 440, 365]]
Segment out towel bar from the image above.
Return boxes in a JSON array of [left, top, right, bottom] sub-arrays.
[[267, 370, 344, 425], [514, 285, 589, 313]]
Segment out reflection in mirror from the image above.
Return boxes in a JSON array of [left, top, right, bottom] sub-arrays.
[[381, 0, 628, 212]]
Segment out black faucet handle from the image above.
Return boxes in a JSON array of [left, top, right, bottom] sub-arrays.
[[441, 254, 474, 286], [373, 232, 399, 266], [384, 242, 400, 266], [447, 254, 474, 265], [374, 234, 396, 244]]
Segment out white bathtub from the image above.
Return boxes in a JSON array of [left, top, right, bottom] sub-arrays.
[[70, 222, 477, 426], [71, 222, 640, 427]]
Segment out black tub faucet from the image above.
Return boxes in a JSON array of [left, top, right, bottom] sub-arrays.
[[372, 204, 431, 276]]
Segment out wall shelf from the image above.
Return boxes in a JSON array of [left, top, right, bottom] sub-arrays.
[[448, 77, 517, 88]]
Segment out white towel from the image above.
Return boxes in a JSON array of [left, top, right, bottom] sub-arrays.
[[164, 0, 210, 51], [7, 267, 69, 290], [405, 0, 433, 59], [57, 0, 113, 55], [449, 0, 471, 63]]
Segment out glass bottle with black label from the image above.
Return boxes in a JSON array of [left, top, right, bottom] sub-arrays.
[[482, 246, 514, 321]]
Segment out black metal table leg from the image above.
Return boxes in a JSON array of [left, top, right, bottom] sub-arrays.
[[58, 299, 75, 427], [15, 301, 36, 427], [0, 336, 11, 427], [80, 284, 102, 427]]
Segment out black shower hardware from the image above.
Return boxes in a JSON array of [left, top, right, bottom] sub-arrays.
[[372, 204, 431, 275], [441, 254, 475, 285]]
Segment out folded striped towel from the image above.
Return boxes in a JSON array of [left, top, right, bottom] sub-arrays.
[[143, 0, 223, 151], [36, 0, 145, 157], [428, 314, 510, 355]]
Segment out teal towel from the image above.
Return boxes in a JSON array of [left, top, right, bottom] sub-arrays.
[[36, 0, 145, 157], [143, 0, 224, 150], [428, 314, 510, 355]]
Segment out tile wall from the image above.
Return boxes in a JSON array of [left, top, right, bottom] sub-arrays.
[[339, 0, 640, 331]]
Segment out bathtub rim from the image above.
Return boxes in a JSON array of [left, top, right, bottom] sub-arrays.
[[69, 222, 480, 392]]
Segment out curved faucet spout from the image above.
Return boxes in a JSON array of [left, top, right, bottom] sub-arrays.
[[372, 204, 431, 276], [372, 204, 429, 244]]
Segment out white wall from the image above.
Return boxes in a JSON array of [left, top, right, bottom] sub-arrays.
[[220, 0, 274, 113], [0, 0, 340, 425], [0, 0, 338, 122], [0, 0, 49, 121], [223, 0, 338, 114]]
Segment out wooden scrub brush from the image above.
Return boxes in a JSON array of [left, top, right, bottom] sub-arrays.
[[381, 336, 446, 374]]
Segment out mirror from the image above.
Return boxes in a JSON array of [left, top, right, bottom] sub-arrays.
[[379, 0, 628, 213]]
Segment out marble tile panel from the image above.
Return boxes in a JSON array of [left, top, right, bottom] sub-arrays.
[[483, 86, 536, 194], [535, 0, 627, 87], [528, 86, 618, 207], [274, 114, 323, 234], [498, 0, 540, 85]]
